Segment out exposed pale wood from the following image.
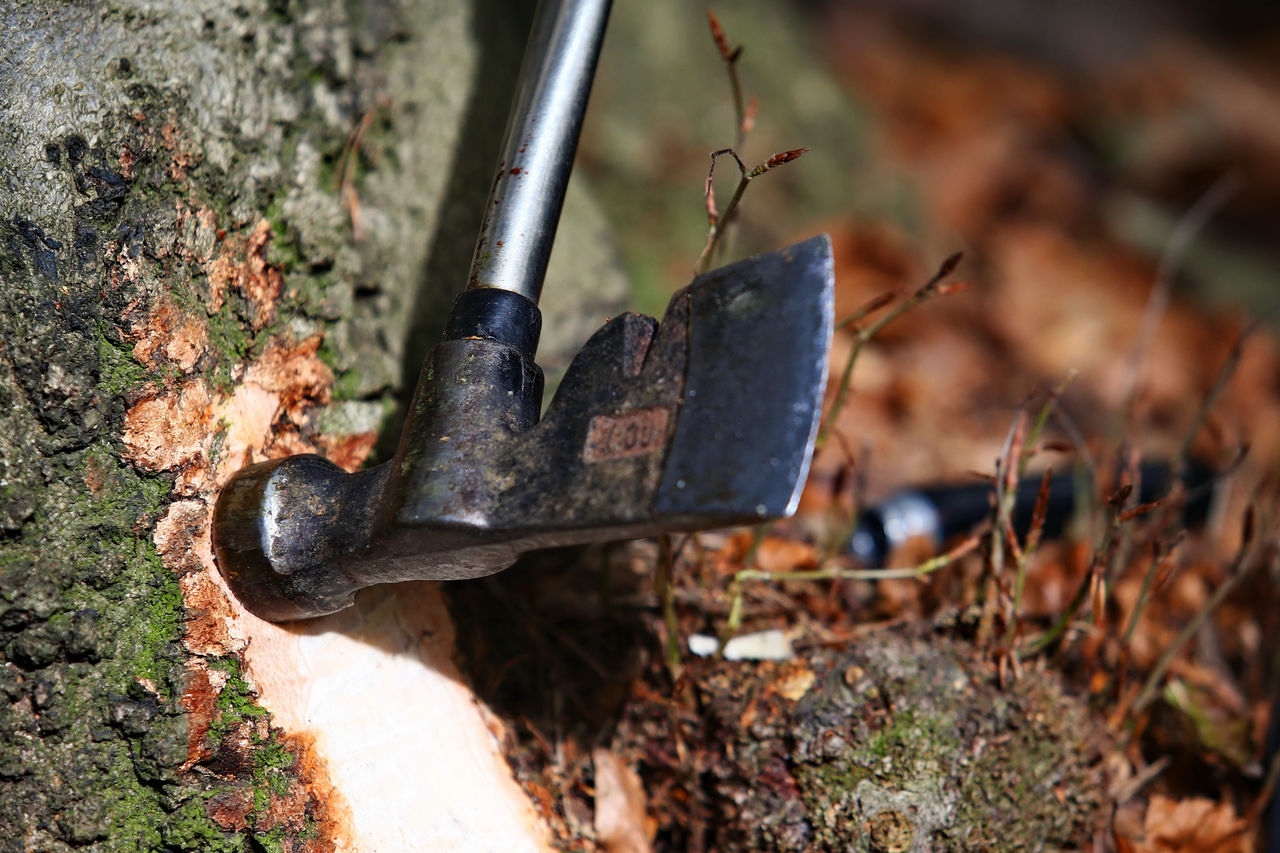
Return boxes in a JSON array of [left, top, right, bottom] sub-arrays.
[[230, 579, 553, 852]]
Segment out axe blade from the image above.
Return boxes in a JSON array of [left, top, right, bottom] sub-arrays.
[[655, 234, 834, 525]]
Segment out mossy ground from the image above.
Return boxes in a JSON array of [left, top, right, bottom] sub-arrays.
[[701, 628, 1103, 851]]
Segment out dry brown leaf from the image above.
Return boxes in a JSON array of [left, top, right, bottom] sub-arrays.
[[774, 664, 817, 702], [753, 537, 821, 574], [1137, 794, 1251, 853], [593, 748, 653, 853]]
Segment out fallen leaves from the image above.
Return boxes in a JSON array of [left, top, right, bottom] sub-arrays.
[[1120, 795, 1252, 853]]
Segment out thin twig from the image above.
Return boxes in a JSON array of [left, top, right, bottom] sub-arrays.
[[336, 108, 379, 240], [820, 432, 865, 564], [695, 147, 809, 274], [1024, 374, 1075, 472], [696, 146, 803, 272], [735, 531, 983, 585], [981, 409, 1027, 647], [1024, 496, 1128, 656], [1112, 756, 1172, 804], [707, 11, 749, 149], [1005, 468, 1054, 650], [695, 14, 807, 273], [837, 289, 900, 331], [1245, 746, 1280, 826], [717, 521, 773, 653], [1103, 449, 1145, 599], [1121, 533, 1185, 649], [817, 253, 966, 446]]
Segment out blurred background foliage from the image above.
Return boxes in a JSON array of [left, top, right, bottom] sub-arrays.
[[578, 0, 1280, 320]]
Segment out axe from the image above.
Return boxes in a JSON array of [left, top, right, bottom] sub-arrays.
[[211, 0, 834, 621]]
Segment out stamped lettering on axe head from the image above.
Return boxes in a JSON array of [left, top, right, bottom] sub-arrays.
[[582, 408, 672, 463]]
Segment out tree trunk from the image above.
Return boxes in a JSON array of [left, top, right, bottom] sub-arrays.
[[0, 1, 623, 849]]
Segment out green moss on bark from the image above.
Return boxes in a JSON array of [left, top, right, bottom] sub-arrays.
[[0, 0, 391, 847], [1, 0, 627, 846]]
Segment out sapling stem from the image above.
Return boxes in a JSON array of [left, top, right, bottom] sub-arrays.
[[696, 148, 809, 275], [707, 10, 752, 149], [655, 535, 683, 681]]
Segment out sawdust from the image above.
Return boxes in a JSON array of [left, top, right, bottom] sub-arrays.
[[242, 334, 334, 422], [154, 499, 241, 657]]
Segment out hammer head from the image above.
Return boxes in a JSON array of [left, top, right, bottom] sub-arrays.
[[213, 236, 834, 620]]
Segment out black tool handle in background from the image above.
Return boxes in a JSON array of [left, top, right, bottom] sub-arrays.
[[847, 460, 1216, 567]]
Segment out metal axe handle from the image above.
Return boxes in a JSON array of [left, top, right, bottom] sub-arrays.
[[211, 0, 833, 623], [467, 0, 612, 304]]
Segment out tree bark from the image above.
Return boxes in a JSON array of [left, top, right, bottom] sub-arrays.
[[0, 0, 623, 849]]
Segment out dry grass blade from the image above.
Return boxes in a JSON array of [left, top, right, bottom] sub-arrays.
[[1131, 505, 1260, 717], [1176, 316, 1264, 471], [1116, 174, 1238, 433]]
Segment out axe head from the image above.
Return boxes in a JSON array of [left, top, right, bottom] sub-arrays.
[[212, 236, 835, 620], [654, 234, 834, 524]]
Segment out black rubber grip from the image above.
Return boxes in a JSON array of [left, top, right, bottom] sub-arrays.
[[444, 288, 542, 357]]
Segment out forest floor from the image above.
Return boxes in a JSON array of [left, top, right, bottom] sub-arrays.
[[452, 4, 1280, 850]]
